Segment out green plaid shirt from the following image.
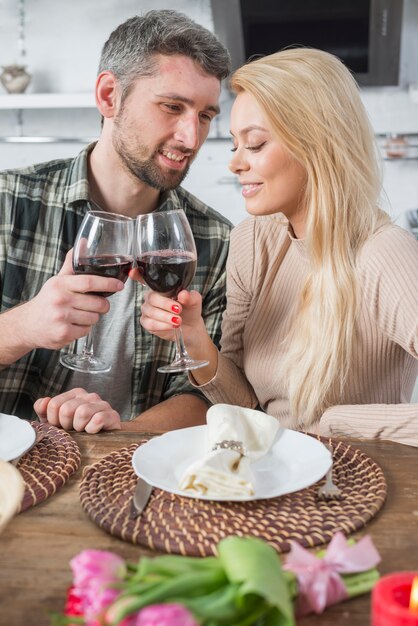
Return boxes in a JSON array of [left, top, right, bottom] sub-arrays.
[[0, 144, 231, 419]]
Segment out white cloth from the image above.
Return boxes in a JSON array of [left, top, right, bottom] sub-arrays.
[[179, 404, 279, 498]]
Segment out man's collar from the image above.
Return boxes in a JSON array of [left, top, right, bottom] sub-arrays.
[[154, 187, 183, 213], [61, 142, 97, 206]]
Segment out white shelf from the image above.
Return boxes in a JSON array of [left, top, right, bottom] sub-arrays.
[[0, 92, 96, 109]]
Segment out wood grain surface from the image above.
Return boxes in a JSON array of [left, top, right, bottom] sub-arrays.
[[0, 430, 417, 626]]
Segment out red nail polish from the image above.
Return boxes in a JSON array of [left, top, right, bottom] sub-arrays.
[[171, 316, 180, 326], [171, 304, 180, 314]]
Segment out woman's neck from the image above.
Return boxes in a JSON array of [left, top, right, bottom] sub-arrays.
[[289, 218, 305, 239]]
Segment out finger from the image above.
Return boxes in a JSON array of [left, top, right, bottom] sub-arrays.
[[43, 388, 90, 427], [58, 249, 75, 276], [140, 308, 180, 333], [57, 393, 104, 431], [144, 290, 179, 312], [177, 290, 201, 307], [129, 267, 147, 286], [176, 289, 191, 305], [83, 410, 121, 434], [33, 397, 51, 422], [141, 298, 179, 323], [61, 306, 101, 328], [71, 399, 112, 432], [69, 275, 124, 297], [69, 292, 110, 314]]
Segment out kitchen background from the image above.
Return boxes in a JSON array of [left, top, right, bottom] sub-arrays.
[[0, 0, 417, 398]]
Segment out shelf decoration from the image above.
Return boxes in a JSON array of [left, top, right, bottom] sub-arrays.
[[0, 0, 31, 94], [377, 133, 418, 161], [0, 65, 31, 95]]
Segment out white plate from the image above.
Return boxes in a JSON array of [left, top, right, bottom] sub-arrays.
[[132, 425, 332, 502], [0, 413, 36, 462]]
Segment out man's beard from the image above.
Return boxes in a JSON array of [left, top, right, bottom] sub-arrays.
[[112, 119, 191, 192]]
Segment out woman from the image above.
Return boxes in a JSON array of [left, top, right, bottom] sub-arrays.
[[140, 48, 418, 445]]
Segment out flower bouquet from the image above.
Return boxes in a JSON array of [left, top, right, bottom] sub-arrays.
[[52, 532, 380, 626]]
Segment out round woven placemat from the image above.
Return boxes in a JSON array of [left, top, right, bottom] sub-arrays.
[[80, 437, 387, 556], [16, 422, 81, 512]]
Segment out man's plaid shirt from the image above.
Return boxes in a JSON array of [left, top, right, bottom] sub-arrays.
[[0, 144, 232, 419]]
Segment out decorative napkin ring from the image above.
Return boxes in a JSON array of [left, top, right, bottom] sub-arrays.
[[212, 440, 246, 456]]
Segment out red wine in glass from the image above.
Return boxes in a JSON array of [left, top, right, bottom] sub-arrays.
[[60, 210, 134, 374], [75, 254, 134, 297], [136, 250, 196, 297], [136, 209, 209, 373]]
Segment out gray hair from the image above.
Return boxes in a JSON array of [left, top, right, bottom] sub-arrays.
[[98, 10, 231, 100]]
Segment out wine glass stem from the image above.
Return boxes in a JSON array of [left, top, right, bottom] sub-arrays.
[[81, 329, 95, 359], [174, 326, 189, 361]]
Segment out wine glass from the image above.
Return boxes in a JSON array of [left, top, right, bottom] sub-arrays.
[[136, 209, 209, 373], [60, 210, 134, 374]]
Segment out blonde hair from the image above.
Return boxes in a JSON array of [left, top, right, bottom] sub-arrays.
[[230, 48, 389, 426]]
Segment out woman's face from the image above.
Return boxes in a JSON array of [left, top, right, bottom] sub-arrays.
[[229, 91, 307, 227]]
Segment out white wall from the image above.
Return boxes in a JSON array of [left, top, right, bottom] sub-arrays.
[[0, 0, 213, 93], [0, 0, 417, 229]]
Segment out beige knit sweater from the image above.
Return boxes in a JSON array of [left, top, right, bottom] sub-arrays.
[[195, 215, 418, 447]]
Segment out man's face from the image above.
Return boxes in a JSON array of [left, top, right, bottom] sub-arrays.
[[112, 54, 221, 191]]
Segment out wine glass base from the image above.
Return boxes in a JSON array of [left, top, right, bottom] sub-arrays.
[[60, 354, 111, 374], [157, 358, 209, 374]]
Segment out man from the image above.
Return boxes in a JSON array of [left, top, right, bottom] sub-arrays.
[[0, 10, 232, 432]]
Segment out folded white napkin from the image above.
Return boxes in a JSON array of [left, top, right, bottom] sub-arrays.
[[179, 404, 279, 499]]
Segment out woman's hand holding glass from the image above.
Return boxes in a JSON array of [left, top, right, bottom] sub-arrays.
[[136, 209, 209, 373], [139, 286, 219, 383], [140, 288, 204, 344]]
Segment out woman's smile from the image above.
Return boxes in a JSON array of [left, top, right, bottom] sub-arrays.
[[241, 182, 263, 197]]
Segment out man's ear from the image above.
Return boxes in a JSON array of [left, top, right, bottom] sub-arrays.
[[95, 71, 119, 118]]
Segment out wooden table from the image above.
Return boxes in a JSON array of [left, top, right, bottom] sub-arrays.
[[0, 431, 417, 625]]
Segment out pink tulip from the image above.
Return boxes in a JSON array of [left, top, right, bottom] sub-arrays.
[[135, 604, 198, 626], [70, 550, 126, 622]]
